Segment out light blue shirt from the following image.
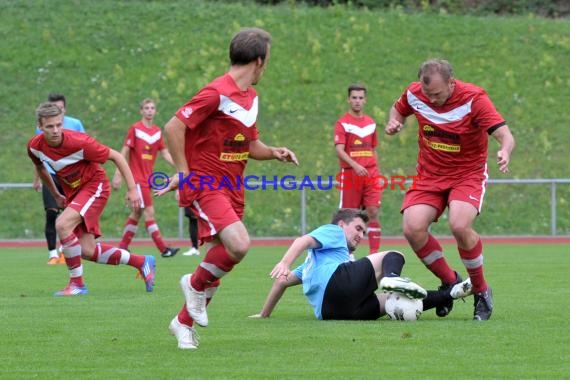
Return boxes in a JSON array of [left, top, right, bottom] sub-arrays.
[[35, 115, 85, 174], [301, 224, 350, 319]]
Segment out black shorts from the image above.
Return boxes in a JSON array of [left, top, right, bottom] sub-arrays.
[[184, 207, 197, 219], [42, 174, 64, 211], [321, 258, 381, 320]]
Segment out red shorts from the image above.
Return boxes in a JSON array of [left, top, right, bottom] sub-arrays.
[[66, 179, 110, 238], [401, 166, 488, 220], [185, 190, 244, 245], [136, 184, 153, 208], [337, 166, 382, 209]]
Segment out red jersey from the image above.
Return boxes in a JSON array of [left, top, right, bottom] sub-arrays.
[[175, 73, 259, 204], [334, 112, 378, 169], [27, 130, 110, 199], [124, 121, 165, 184], [394, 80, 505, 177]]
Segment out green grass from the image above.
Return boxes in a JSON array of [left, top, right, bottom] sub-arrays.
[[1, 0, 570, 238], [1, 243, 569, 379]]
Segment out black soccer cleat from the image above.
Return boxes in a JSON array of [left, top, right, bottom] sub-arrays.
[[436, 271, 462, 317], [161, 247, 180, 258], [473, 287, 493, 321]]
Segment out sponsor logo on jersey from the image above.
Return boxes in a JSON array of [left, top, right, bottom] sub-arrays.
[[422, 125, 460, 140], [423, 138, 460, 152], [219, 152, 250, 161], [224, 133, 249, 148], [350, 151, 373, 157], [62, 177, 82, 189]]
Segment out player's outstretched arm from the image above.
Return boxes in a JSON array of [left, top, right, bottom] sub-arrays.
[[491, 125, 515, 173], [164, 116, 189, 174], [108, 149, 141, 211], [249, 140, 299, 165], [111, 146, 130, 190], [35, 165, 65, 208], [249, 274, 302, 319], [385, 105, 406, 135], [270, 235, 317, 279]]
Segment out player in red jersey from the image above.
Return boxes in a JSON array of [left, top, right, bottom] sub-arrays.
[[112, 98, 179, 258], [160, 27, 298, 349], [385, 59, 515, 321], [28, 102, 156, 296], [334, 84, 382, 255]]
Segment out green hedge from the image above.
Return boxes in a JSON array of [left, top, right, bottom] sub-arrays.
[[251, 0, 569, 18]]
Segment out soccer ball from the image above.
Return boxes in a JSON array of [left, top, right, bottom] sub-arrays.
[[385, 293, 423, 321]]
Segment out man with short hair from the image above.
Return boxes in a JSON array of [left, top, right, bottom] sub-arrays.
[[385, 59, 515, 320], [112, 98, 179, 258], [32, 93, 86, 264], [249, 208, 472, 320], [161, 27, 298, 350], [334, 84, 382, 255], [28, 102, 156, 296]]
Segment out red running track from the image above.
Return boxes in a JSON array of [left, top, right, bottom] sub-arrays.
[[1, 236, 569, 249]]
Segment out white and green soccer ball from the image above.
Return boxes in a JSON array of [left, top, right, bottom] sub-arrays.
[[385, 292, 423, 321]]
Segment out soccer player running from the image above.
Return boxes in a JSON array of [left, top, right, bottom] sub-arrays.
[[28, 102, 156, 296], [249, 208, 472, 320], [334, 84, 382, 256], [161, 28, 298, 349], [112, 98, 179, 258], [385, 59, 515, 321], [32, 93, 86, 265]]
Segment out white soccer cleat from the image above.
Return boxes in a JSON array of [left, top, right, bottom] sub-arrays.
[[380, 276, 427, 299], [182, 247, 200, 256], [169, 317, 199, 349], [180, 274, 208, 327], [450, 278, 473, 299]]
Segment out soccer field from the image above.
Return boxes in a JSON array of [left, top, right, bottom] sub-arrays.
[[1, 243, 569, 379]]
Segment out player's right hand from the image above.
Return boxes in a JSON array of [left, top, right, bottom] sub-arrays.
[[385, 119, 404, 135], [153, 174, 179, 197]]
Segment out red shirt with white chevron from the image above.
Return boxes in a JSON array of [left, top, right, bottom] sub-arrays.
[[175, 73, 259, 205], [124, 121, 165, 184], [334, 112, 378, 169], [394, 79, 505, 177], [27, 130, 110, 199]]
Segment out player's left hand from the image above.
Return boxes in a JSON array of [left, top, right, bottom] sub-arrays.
[[270, 261, 291, 279], [126, 188, 142, 211], [55, 193, 67, 209], [497, 149, 510, 173], [273, 147, 299, 166], [154, 175, 179, 197]]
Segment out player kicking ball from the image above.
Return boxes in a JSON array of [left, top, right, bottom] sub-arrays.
[[28, 102, 156, 296]]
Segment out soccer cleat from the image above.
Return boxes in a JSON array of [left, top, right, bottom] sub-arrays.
[[169, 317, 199, 349], [450, 278, 473, 299], [473, 287, 494, 321], [436, 271, 462, 317], [57, 253, 66, 264], [139, 255, 156, 292], [47, 256, 59, 265], [180, 274, 208, 327], [182, 247, 200, 256], [161, 247, 180, 258], [380, 276, 427, 299], [54, 284, 88, 297]]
